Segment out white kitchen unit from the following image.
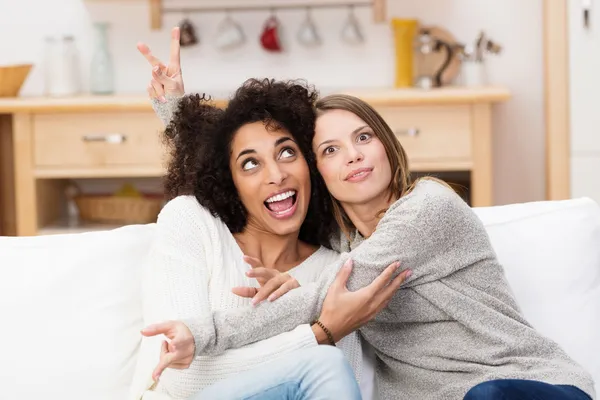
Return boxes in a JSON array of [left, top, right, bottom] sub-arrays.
[[568, 0, 600, 202], [546, 0, 600, 203]]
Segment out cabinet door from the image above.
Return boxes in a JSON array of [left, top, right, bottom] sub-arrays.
[[569, 0, 600, 153], [568, 0, 600, 202]]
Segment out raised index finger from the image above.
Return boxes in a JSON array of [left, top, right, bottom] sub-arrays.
[[136, 42, 165, 68], [169, 27, 181, 67]]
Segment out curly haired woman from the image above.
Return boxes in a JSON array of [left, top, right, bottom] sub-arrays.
[[130, 28, 406, 400]]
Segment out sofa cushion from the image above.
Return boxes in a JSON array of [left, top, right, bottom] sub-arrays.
[[0, 224, 155, 400], [474, 198, 600, 395]]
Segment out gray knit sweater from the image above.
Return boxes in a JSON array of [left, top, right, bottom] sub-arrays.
[[155, 97, 596, 400]]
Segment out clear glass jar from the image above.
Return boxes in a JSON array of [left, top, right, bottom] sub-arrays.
[[43, 35, 81, 97], [90, 22, 115, 95]]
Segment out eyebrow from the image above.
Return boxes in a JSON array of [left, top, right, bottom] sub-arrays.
[[236, 137, 295, 161], [316, 125, 370, 150], [275, 137, 293, 147]]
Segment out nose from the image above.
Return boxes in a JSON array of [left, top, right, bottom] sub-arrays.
[[265, 161, 288, 186], [346, 145, 364, 165]]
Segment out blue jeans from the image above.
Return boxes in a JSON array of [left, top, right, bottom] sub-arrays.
[[464, 379, 592, 400], [188, 345, 362, 400]]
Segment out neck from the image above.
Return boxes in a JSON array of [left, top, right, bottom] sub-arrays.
[[342, 190, 395, 238], [234, 224, 306, 273]]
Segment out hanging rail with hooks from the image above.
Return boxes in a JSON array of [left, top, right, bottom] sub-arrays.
[[149, 0, 386, 29]]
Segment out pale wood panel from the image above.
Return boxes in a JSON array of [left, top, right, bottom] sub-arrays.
[[376, 105, 472, 162], [36, 179, 67, 230], [150, 0, 161, 30], [12, 114, 37, 236], [35, 166, 166, 179], [373, 0, 386, 22], [87, 0, 385, 30], [470, 103, 493, 207], [0, 115, 16, 236], [410, 160, 472, 172], [544, 0, 570, 200], [0, 88, 509, 113], [33, 112, 165, 169], [343, 86, 511, 107]]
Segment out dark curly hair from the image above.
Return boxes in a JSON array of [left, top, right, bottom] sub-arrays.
[[162, 78, 337, 248]]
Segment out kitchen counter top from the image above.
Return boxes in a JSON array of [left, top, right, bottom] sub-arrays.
[[0, 86, 510, 113]]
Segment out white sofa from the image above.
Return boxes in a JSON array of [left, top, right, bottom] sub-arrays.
[[1, 198, 599, 400]]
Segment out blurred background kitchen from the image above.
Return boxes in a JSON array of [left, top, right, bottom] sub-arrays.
[[0, 0, 595, 236]]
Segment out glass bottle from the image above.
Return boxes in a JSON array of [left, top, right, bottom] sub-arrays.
[[90, 22, 115, 95], [44, 35, 81, 97]]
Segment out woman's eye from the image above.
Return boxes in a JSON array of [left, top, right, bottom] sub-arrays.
[[280, 147, 296, 159], [242, 159, 258, 171], [323, 146, 337, 156], [358, 132, 372, 142]]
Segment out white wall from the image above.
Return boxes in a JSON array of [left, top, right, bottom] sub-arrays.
[[1, 0, 545, 205]]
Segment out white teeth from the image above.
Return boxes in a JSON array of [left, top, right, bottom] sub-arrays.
[[349, 171, 369, 179], [266, 190, 296, 203]]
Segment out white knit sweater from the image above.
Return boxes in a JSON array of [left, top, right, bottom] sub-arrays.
[[129, 196, 366, 400]]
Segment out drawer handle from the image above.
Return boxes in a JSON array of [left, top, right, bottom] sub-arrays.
[[82, 134, 127, 144], [394, 128, 420, 137]]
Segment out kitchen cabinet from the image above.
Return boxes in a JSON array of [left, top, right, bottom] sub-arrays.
[[0, 87, 509, 236], [545, 0, 600, 203]]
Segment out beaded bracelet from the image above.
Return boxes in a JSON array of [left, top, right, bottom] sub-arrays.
[[313, 319, 336, 346]]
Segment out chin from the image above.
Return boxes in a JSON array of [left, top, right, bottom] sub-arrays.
[[264, 212, 308, 237], [335, 187, 379, 206], [269, 216, 304, 236]]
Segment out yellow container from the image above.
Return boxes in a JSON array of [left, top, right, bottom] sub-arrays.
[[391, 19, 418, 88]]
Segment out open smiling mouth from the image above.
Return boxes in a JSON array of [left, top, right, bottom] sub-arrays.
[[264, 190, 298, 219]]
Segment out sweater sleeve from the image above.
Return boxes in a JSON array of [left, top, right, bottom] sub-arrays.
[[151, 94, 183, 126], [144, 196, 318, 396], [186, 181, 483, 356]]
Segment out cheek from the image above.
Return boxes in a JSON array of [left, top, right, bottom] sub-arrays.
[[231, 172, 255, 207], [374, 144, 391, 172]]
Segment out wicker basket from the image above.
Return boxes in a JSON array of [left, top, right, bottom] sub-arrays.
[[0, 64, 33, 97], [74, 195, 163, 224]]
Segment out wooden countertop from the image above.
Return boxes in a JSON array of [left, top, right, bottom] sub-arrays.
[[0, 86, 510, 113], [341, 86, 511, 106]]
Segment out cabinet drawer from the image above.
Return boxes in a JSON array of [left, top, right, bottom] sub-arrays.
[[33, 112, 165, 168], [375, 106, 472, 161]]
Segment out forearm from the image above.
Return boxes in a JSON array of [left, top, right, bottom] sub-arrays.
[[187, 264, 340, 356], [195, 325, 318, 372]]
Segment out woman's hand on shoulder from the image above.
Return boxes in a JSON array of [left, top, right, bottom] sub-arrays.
[[315, 259, 411, 344], [232, 255, 300, 306], [137, 26, 185, 102]]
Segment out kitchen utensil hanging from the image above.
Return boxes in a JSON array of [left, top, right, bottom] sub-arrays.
[[260, 9, 284, 52], [215, 10, 246, 50], [179, 12, 199, 47], [297, 7, 322, 47], [341, 5, 365, 44]]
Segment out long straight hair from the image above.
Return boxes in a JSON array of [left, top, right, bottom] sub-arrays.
[[315, 94, 448, 235]]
